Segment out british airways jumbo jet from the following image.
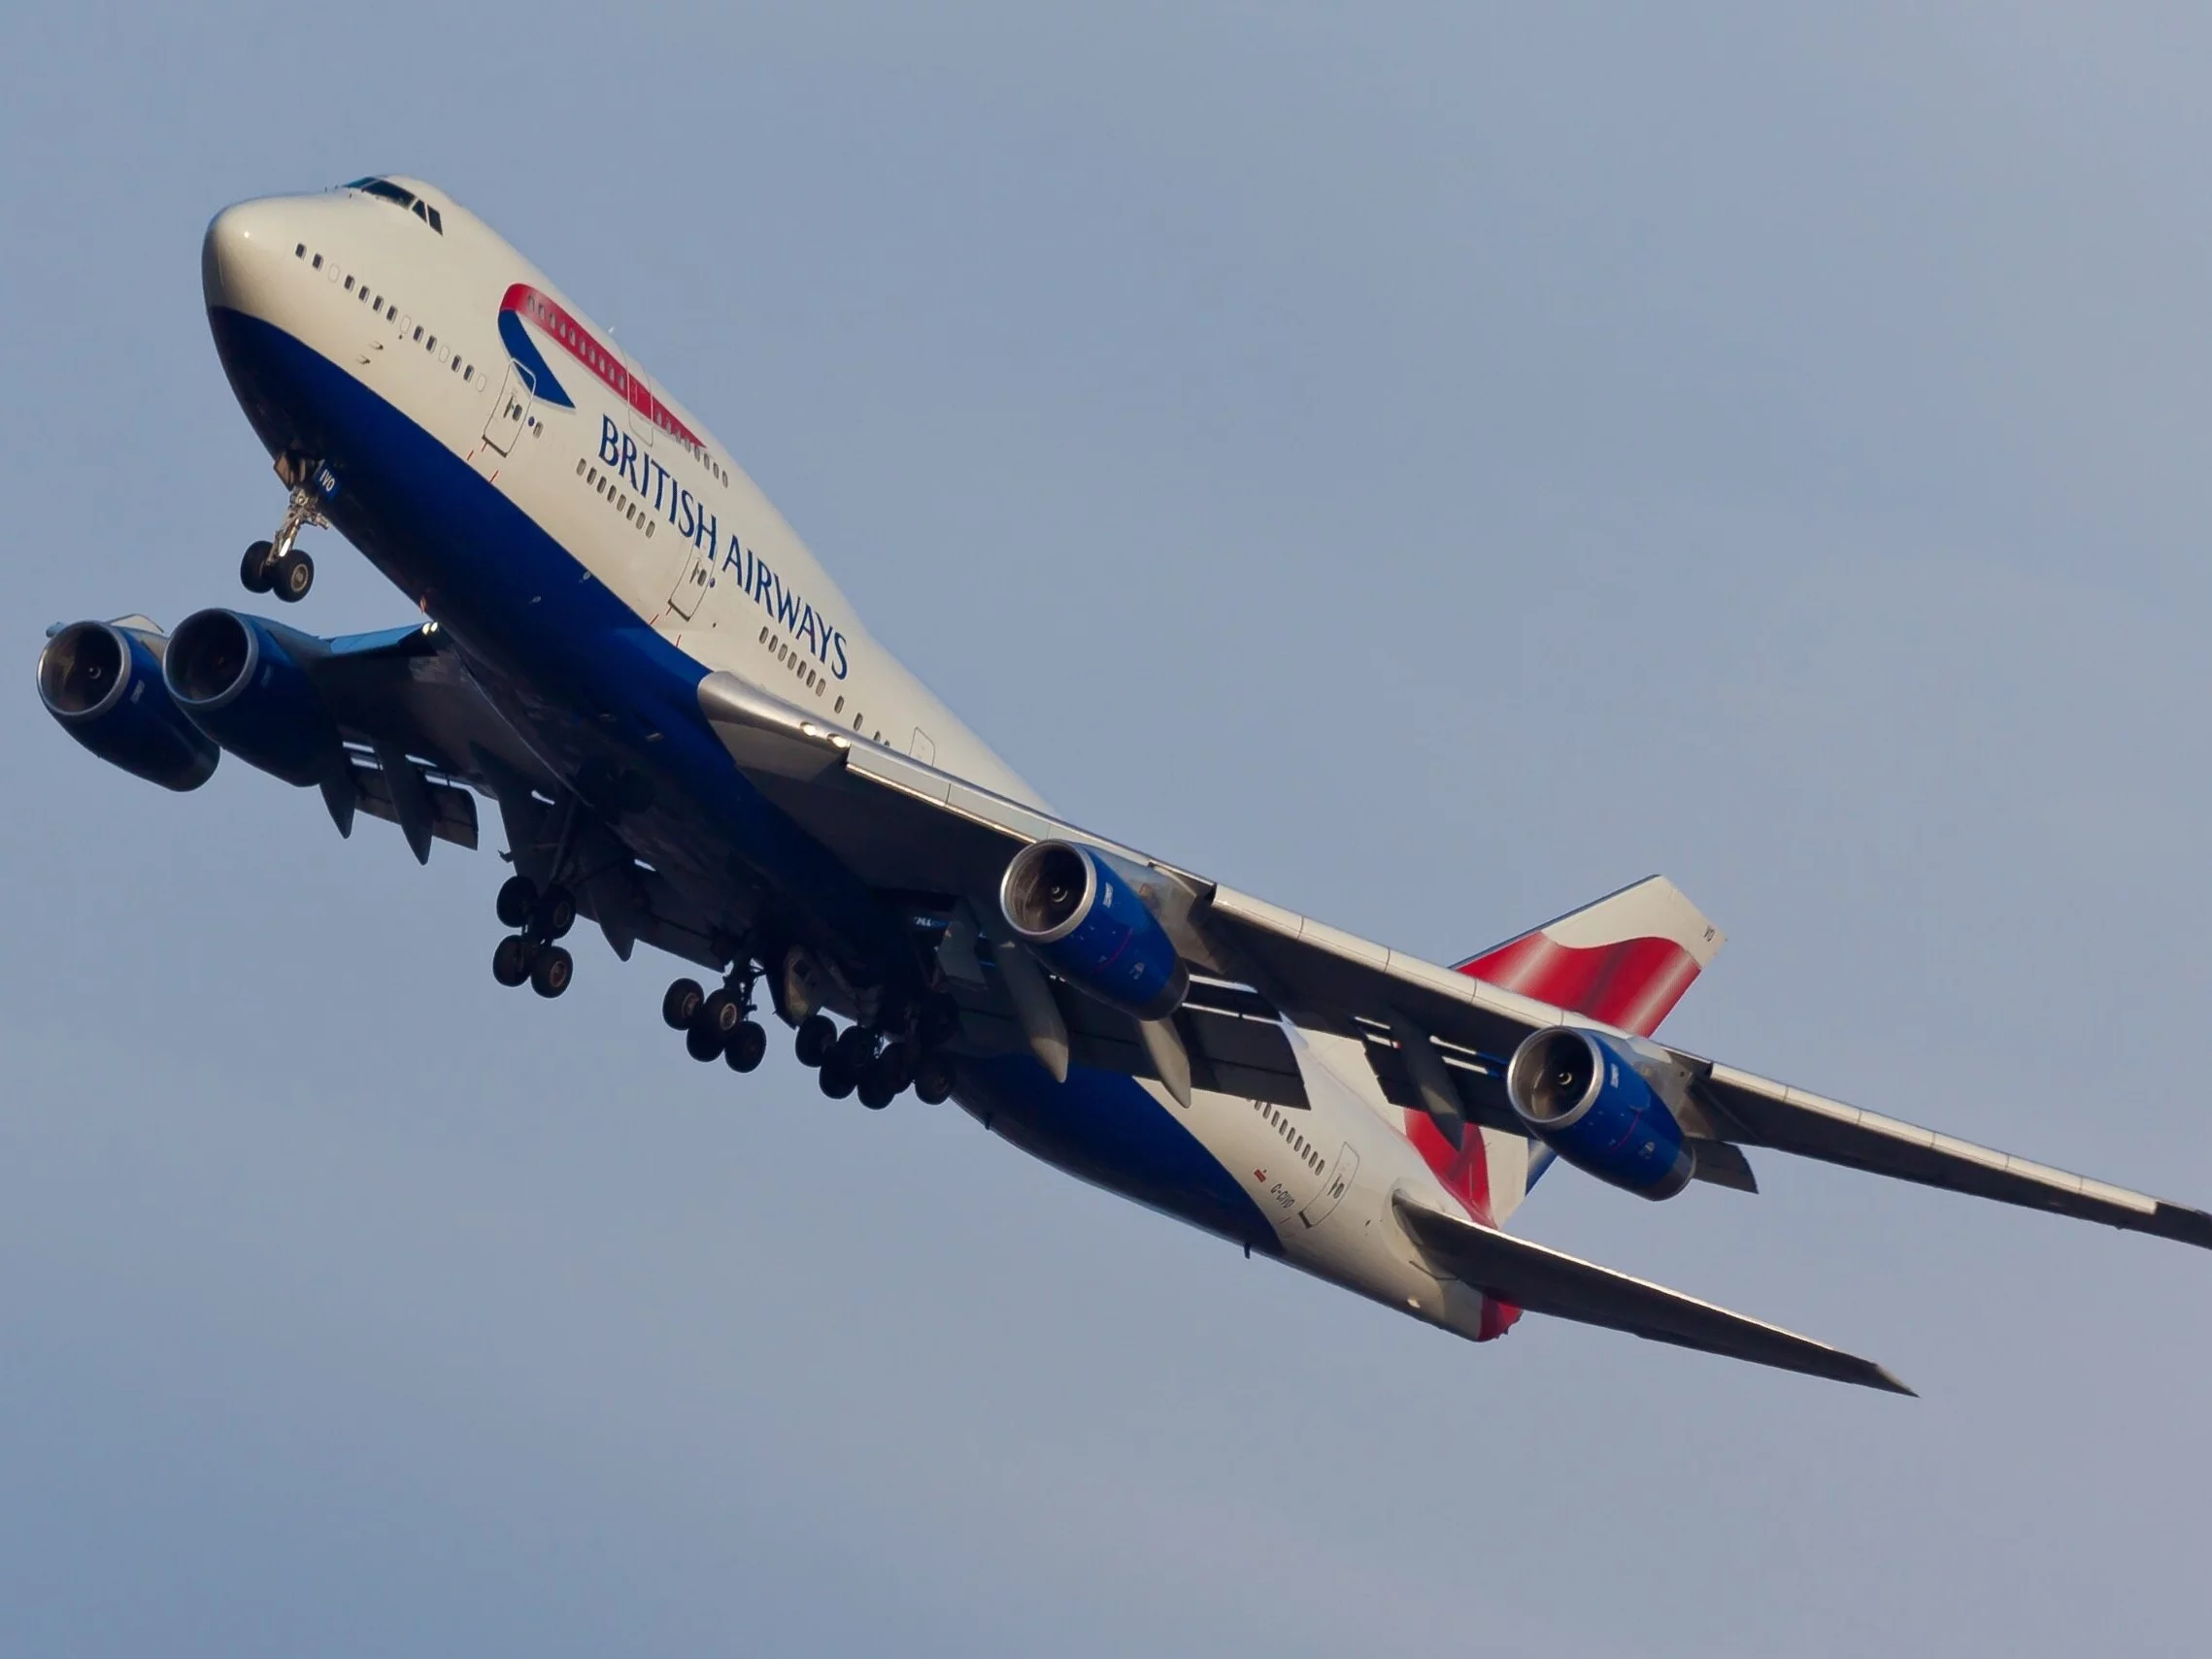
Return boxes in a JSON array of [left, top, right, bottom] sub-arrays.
[[37, 178, 2211, 1392]]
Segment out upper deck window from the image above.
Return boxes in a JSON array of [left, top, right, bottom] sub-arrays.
[[344, 177, 444, 235]]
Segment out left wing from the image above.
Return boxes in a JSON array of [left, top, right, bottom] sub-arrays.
[[698, 673, 2212, 1252], [282, 620, 732, 969], [289, 621, 525, 858]]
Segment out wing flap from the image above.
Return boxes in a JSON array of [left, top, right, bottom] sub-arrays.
[[344, 749, 479, 850], [1391, 1197, 1912, 1394], [307, 622, 560, 793], [948, 969, 1312, 1107]]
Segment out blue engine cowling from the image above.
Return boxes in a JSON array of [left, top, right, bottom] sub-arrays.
[[164, 609, 340, 787], [1504, 1026, 1695, 1200], [998, 840, 1190, 1020], [37, 620, 219, 792]]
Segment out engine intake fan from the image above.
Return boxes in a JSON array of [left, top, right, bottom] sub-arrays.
[[37, 620, 218, 792], [1506, 1026, 1695, 1200], [998, 839, 1190, 1021]]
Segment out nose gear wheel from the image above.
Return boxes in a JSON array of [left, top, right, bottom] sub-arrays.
[[241, 470, 329, 602]]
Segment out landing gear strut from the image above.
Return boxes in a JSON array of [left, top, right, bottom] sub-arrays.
[[240, 472, 327, 603]]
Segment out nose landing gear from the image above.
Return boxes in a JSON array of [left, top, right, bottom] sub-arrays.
[[240, 472, 328, 604]]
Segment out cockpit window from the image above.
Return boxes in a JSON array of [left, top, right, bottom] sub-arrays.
[[344, 177, 443, 235]]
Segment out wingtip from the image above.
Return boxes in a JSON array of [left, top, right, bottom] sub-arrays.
[[1829, 1353, 1917, 1396], [2150, 1202, 2212, 1252]]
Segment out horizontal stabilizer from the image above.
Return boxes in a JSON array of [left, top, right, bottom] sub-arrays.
[[1392, 1196, 1912, 1395]]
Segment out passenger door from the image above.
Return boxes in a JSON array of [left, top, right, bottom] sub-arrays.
[[1299, 1144, 1358, 1229], [666, 536, 713, 620], [482, 362, 533, 457]]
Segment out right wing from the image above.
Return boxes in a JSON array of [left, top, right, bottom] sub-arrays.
[[697, 680, 2212, 1253], [1391, 1196, 1913, 1394], [1209, 882, 2212, 1249], [1691, 1063, 2212, 1249]]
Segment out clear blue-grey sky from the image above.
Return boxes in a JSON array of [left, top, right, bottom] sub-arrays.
[[4, 5, 2208, 1654]]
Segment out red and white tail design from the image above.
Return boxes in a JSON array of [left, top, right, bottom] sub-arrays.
[[1455, 875, 1724, 1039], [1409, 877, 1725, 1337]]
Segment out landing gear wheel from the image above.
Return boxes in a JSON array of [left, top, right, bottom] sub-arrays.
[[685, 1017, 725, 1062], [856, 1065, 898, 1112], [662, 977, 706, 1030], [529, 944, 572, 998], [818, 1058, 858, 1099], [831, 1024, 878, 1076], [496, 875, 539, 929], [532, 884, 576, 940], [723, 1020, 768, 1073], [913, 1051, 956, 1106], [699, 989, 743, 1040], [793, 1013, 836, 1068], [491, 934, 531, 987], [272, 547, 315, 604], [240, 540, 275, 595], [877, 1041, 914, 1094]]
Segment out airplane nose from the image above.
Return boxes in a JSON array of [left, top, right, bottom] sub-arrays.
[[201, 198, 290, 314]]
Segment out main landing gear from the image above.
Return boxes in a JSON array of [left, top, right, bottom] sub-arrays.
[[789, 998, 959, 1110], [659, 963, 958, 1109], [489, 873, 577, 999], [240, 476, 327, 604], [662, 971, 769, 1073]]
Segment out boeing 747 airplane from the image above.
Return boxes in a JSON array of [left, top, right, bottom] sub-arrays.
[[38, 178, 2212, 1392]]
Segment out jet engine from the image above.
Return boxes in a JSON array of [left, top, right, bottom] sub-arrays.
[[164, 609, 340, 786], [998, 839, 1190, 1020], [1505, 1026, 1695, 1200], [37, 620, 219, 792]]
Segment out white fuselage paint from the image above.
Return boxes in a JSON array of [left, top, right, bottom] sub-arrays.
[[202, 179, 1505, 1345]]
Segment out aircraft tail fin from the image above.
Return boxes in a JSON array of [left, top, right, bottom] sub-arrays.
[[1456, 875, 1725, 1039]]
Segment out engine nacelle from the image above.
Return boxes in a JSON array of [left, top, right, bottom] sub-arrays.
[[998, 839, 1190, 1020], [1505, 1026, 1694, 1200], [164, 609, 340, 787], [37, 620, 219, 792]]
